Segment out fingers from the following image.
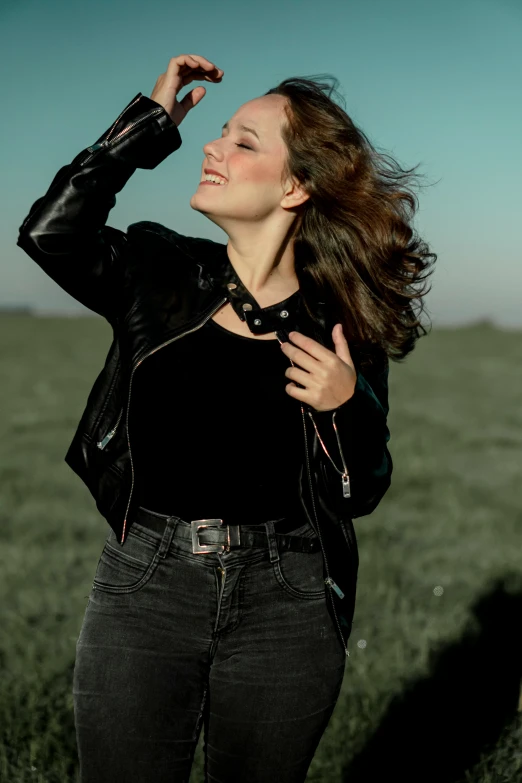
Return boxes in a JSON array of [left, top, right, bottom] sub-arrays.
[[281, 343, 320, 375], [170, 54, 224, 81], [187, 54, 224, 78], [283, 331, 334, 364]]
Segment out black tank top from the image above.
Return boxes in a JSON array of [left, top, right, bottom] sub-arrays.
[[129, 316, 305, 524]]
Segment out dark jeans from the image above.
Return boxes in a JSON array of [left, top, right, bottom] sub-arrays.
[[73, 505, 347, 782]]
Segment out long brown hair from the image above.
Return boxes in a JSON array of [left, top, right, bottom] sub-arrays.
[[264, 75, 437, 372]]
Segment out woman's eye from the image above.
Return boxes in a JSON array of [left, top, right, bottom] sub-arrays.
[[236, 143, 252, 150]]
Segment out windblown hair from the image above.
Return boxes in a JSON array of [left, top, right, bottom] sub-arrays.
[[264, 75, 437, 372]]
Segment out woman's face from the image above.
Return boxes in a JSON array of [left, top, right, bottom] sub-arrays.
[[190, 94, 304, 226]]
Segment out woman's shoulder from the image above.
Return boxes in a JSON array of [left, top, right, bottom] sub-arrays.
[[126, 221, 225, 259]]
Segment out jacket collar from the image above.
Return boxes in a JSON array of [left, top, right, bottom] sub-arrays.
[[205, 243, 330, 344]]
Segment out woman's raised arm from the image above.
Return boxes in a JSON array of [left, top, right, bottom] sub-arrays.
[[16, 54, 224, 326]]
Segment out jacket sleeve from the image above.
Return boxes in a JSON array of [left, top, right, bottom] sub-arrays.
[[312, 359, 393, 519], [16, 92, 182, 326]]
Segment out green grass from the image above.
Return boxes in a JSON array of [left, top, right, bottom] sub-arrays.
[[1, 314, 522, 782]]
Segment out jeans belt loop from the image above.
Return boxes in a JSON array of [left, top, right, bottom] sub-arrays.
[[190, 519, 241, 554]]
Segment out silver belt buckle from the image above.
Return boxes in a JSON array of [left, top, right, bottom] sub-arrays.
[[190, 519, 241, 554]]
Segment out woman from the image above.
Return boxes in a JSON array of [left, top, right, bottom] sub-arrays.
[[17, 54, 435, 782]]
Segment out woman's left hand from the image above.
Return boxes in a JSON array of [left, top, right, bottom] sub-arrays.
[[280, 323, 357, 412]]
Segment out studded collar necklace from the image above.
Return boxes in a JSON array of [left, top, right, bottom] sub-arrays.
[[214, 248, 310, 340]]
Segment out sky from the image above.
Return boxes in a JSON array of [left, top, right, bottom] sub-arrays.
[[1, 0, 520, 326]]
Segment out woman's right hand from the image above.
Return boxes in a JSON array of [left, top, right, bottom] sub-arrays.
[[150, 54, 224, 128]]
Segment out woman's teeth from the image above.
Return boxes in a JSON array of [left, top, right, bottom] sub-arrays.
[[202, 174, 227, 184]]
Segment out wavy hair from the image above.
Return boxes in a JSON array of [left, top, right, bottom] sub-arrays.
[[263, 75, 438, 372]]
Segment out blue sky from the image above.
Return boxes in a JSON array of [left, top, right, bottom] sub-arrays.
[[2, 0, 520, 326]]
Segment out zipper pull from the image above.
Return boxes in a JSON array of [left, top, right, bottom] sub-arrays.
[[325, 577, 345, 599], [342, 473, 351, 498], [86, 141, 109, 153], [97, 427, 116, 450]]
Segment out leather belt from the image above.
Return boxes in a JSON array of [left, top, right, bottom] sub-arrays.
[[135, 506, 321, 555]]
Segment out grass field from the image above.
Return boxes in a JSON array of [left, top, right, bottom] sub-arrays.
[[1, 313, 522, 783]]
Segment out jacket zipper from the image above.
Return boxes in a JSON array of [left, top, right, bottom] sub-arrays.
[[96, 407, 124, 450], [120, 295, 229, 544], [84, 102, 163, 159], [97, 93, 142, 144], [307, 409, 351, 498], [301, 403, 349, 657], [109, 106, 164, 144]]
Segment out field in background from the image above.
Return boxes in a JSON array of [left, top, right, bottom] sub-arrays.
[[1, 314, 522, 783]]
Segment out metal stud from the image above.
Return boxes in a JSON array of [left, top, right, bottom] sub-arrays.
[[254, 318, 262, 326], [280, 310, 289, 318], [242, 302, 253, 311], [227, 282, 237, 290]]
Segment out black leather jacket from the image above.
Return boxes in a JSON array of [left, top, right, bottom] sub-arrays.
[[16, 92, 393, 656]]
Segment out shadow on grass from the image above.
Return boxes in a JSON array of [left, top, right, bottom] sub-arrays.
[[342, 573, 522, 783]]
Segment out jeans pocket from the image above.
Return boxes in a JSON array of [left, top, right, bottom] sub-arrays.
[[272, 521, 326, 600], [92, 523, 162, 594]]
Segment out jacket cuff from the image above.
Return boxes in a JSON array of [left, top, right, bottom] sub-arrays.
[[86, 92, 182, 170], [311, 370, 388, 468]]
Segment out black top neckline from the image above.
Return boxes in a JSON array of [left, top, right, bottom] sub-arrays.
[[206, 317, 280, 342]]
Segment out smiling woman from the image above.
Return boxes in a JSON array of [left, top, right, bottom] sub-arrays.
[[16, 51, 425, 783]]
